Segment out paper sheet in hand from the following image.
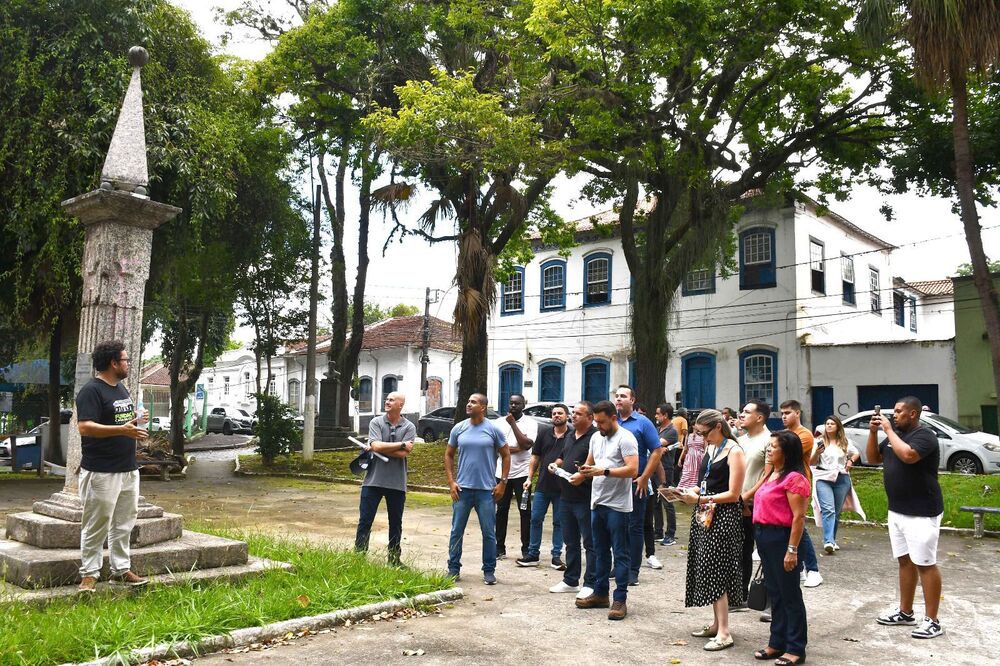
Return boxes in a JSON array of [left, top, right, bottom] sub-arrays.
[[348, 435, 389, 462]]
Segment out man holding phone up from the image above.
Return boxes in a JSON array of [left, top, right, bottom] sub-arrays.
[[868, 398, 945, 639], [76, 340, 149, 593]]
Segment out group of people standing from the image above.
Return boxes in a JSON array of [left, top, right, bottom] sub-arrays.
[[349, 387, 949, 664]]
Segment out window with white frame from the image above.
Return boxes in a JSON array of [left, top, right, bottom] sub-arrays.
[[585, 255, 611, 305], [909, 298, 917, 332], [502, 268, 524, 313], [870, 267, 881, 314], [744, 231, 772, 265], [743, 354, 775, 406], [810, 240, 825, 294], [841, 254, 855, 305], [684, 268, 715, 294], [223, 376, 230, 395], [287, 379, 300, 409], [268, 378, 277, 396], [541, 262, 565, 310]]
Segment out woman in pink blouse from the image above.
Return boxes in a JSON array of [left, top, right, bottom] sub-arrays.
[[750, 430, 810, 666]]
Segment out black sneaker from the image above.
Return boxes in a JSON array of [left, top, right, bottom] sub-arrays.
[[484, 571, 497, 585], [516, 555, 540, 567], [628, 573, 639, 586], [551, 557, 566, 571], [876, 608, 917, 626], [911, 617, 944, 639], [660, 536, 677, 546], [496, 551, 507, 560]]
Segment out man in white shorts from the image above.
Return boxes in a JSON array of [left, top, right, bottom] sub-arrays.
[[867, 396, 944, 639]]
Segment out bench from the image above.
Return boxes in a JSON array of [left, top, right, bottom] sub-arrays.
[[960, 506, 1000, 538]]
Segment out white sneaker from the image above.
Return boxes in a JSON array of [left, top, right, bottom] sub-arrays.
[[646, 555, 663, 570], [832, 542, 841, 551], [576, 586, 594, 600], [803, 570, 824, 588], [549, 581, 580, 593], [800, 570, 807, 584], [911, 616, 944, 639], [824, 542, 835, 554]]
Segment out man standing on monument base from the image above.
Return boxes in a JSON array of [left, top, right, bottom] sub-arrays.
[[76, 340, 149, 592]]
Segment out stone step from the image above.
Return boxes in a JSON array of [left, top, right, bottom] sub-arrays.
[[5, 511, 183, 549], [0, 530, 248, 589], [3, 556, 293, 604]]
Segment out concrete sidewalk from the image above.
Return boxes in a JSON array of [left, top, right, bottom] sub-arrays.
[[2, 465, 997, 665]]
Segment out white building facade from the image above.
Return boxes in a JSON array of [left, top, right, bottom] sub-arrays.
[[487, 196, 957, 429]]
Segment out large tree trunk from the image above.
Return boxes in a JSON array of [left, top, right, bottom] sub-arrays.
[[339, 148, 373, 425], [167, 311, 210, 457], [319, 147, 350, 424], [452, 226, 492, 422], [47, 316, 62, 464], [951, 69, 1000, 428]]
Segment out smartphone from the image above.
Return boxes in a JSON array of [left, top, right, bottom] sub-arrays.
[[873, 405, 881, 416]]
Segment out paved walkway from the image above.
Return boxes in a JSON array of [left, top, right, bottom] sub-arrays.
[[2, 460, 998, 665]]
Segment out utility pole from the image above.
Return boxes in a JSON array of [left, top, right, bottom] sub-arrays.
[[302, 183, 321, 464], [420, 288, 441, 414]]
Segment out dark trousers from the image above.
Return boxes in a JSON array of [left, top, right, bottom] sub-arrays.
[[756, 525, 808, 656], [592, 505, 631, 602], [643, 493, 657, 556], [742, 514, 755, 595], [629, 490, 648, 576], [655, 457, 678, 539], [560, 499, 596, 588], [495, 476, 530, 556], [799, 529, 819, 572], [355, 485, 406, 564]]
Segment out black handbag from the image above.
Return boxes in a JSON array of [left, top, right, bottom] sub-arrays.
[[747, 563, 768, 611]]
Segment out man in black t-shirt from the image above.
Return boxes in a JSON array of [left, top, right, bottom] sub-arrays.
[[548, 401, 597, 597], [867, 396, 945, 639], [75, 340, 149, 593], [518, 404, 570, 569]]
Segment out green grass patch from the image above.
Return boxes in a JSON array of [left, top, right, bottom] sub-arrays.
[[0, 472, 61, 482], [239, 441, 453, 488], [847, 467, 999, 529], [0, 528, 452, 666]]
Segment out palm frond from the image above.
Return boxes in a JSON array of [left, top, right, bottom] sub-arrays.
[[909, 0, 1000, 87], [418, 198, 455, 232], [370, 182, 415, 214]]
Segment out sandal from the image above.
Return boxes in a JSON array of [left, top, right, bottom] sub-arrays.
[[691, 625, 717, 637], [755, 648, 781, 660], [704, 635, 735, 651], [775, 655, 806, 665]]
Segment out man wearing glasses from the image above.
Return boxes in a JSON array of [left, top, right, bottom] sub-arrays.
[[76, 340, 149, 592]]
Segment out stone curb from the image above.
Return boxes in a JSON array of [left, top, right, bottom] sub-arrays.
[[69, 586, 464, 666]]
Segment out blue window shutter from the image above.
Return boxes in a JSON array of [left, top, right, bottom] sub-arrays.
[[538, 362, 564, 402]]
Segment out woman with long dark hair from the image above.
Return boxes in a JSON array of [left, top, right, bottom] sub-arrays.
[[751, 430, 810, 665], [673, 409, 747, 652], [811, 416, 861, 553]]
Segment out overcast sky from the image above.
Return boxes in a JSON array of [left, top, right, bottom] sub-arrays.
[[159, 0, 999, 350]]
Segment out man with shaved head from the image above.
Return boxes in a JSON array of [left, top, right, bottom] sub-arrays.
[[355, 391, 416, 566]]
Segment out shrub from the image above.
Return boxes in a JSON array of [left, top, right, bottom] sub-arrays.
[[253, 393, 301, 465]]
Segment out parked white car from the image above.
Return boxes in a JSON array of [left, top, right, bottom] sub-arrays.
[[0, 424, 42, 465], [149, 416, 170, 432], [841, 410, 1000, 474]]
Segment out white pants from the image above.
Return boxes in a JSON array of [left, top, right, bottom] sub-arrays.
[[888, 510, 942, 566], [79, 469, 140, 579]]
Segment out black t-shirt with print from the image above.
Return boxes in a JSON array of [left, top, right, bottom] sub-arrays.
[[559, 427, 596, 502], [880, 424, 943, 517], [76, 378, 138, 473]]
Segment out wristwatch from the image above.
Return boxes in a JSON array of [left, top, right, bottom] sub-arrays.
[[399, 442, 406, 451], [499, 477, 508, 483], [603, 468, 611, 477], [787, 545, 798, 554]]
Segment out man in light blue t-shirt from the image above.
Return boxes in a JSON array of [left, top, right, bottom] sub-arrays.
[[445, 393, 510, 585]]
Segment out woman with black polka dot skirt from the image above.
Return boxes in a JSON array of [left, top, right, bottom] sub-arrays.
[[673, 409, 747, 652]]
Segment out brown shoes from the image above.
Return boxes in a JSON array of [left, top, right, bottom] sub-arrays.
[[575, 593, 610, 609], [110, 570, 148, 587], [77, 576, 97, 593], [608, 600, 627, 620]]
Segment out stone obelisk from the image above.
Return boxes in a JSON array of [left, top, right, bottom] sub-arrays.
[[33, 45, 181, 519]]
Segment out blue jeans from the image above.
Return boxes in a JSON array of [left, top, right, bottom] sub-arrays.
[[560, 499, 595, 587], [527, 491, 563, 558], [355, 486, 406, 563], [816, 473, 852, 545], [628, 490, 647, 577], [756, 525, 808, 656], [592, 505, 631, 602], [799, 528, 819, 573], [448, 488, 497, 574]]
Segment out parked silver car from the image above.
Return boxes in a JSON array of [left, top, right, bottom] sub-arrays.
[[842, 410, 1000, 474], [206, 407, 253, 435]]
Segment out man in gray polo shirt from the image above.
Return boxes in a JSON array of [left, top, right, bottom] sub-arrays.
[[576, 400, 639, 620], [355, 392, 416, 566]]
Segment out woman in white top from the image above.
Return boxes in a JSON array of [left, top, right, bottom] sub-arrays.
[[810, 416, 860, 553]]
